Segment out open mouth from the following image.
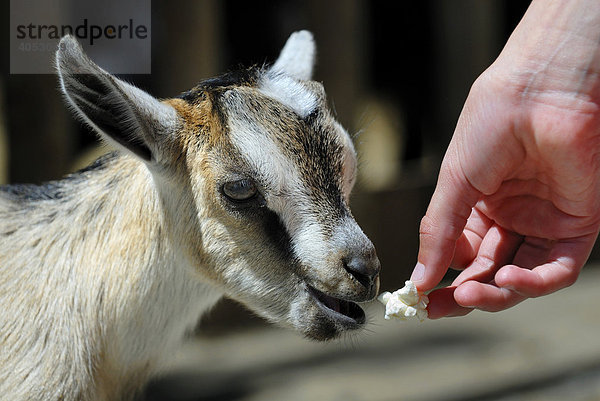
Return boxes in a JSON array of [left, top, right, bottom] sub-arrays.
[[308, 286, 366, 325]]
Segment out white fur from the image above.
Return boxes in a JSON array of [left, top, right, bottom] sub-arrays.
[[271, 30, 315, 81], [259, 72, 318, 118], [0, 159, 224, 400]]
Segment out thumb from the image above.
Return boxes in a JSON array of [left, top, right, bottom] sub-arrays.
[[411, 156, 480, 292]]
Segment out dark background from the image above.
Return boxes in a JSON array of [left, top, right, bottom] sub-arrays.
[[1, 0, 531, 183]]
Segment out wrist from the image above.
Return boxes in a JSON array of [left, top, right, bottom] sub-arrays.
[[489, 0, 600, 106]]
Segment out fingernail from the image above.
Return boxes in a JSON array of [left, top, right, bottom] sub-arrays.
[[411, 262, 425, 283]]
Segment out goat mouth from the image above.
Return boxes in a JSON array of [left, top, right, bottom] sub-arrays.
[[308, 286, 366, 325]]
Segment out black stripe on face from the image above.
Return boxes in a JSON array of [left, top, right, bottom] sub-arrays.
[[212, 135, 296, 264], [260, 207, 295, 262], [219, 188, 296, 264]]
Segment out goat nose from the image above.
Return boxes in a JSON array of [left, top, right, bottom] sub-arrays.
[[343, 251, 381, 291]]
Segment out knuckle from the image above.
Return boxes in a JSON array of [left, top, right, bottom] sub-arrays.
[[473, 253, 496, 270]]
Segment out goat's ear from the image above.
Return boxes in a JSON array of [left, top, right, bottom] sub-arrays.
[[56, 35, 178, 163], [271, 30, 316, 81]]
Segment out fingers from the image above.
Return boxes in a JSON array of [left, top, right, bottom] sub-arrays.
[[426, 287, 473, 319], [426, 257, 583, 318], [412, 160, 481, 292], [495, 234, 595, 297], [430, 235, 593, 318], [452, 256, 580, 313], [452, 223, 523, 285], [494, 264, 577, 298], [427, 224, 524, 318], [450, 208, 492, 270], [427, 280, 524, 318], [425, 230, 595, 317], [454, 281, 525, 311]]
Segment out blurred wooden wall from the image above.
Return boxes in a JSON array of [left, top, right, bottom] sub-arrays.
[[1, 0, 519, 186]]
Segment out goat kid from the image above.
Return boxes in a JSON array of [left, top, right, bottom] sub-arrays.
[[0, 31, 380, 400]]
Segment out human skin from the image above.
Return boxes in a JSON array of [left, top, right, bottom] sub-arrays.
[[410, 0, 600, 319]]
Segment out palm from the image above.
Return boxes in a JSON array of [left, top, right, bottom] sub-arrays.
[[425, 78, 600, 317]]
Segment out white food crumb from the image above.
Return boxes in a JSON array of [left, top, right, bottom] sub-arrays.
[[377, 280, 429, 322]]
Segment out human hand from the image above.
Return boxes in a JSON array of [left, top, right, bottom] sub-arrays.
[[411, 0, 600, 318]]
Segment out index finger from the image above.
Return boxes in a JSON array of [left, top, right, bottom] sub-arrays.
[[411, 160, 480, 292]]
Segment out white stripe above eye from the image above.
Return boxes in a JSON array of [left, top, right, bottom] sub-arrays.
[[227, 115, 330, 269], [258, 72, 318, 119]]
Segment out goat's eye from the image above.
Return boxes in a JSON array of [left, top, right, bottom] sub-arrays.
[[222, 179, 258, 202]]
